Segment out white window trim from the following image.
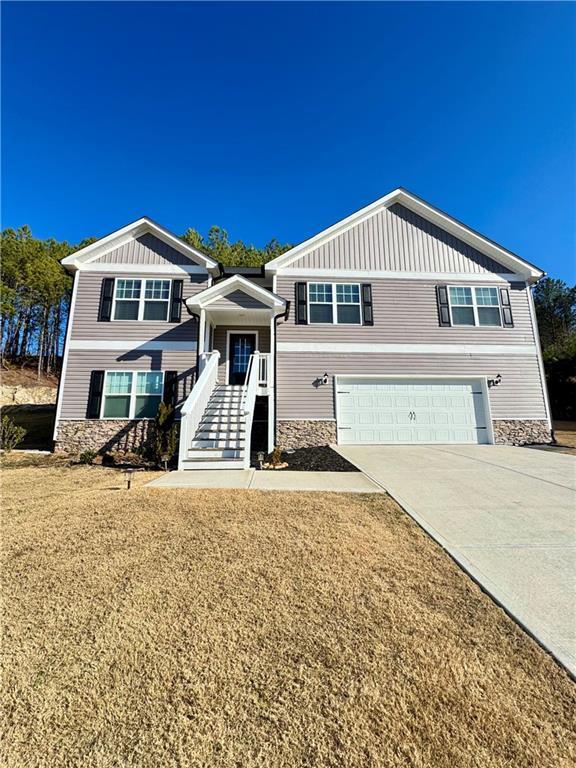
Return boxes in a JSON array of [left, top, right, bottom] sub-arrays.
[[100, 370, 165, 420], [448, 285, 502, 328], [307, 282, 363, 325], [111, 279, 171, 322]]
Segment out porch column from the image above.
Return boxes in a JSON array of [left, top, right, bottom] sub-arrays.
[[198, 309, 206, 356]]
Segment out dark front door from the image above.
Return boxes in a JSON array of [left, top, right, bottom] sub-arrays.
[[228, 333, 256, 385]]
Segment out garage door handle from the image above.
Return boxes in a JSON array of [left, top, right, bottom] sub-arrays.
[[338, 426, 351, 430], [337, 391, 350, 394]]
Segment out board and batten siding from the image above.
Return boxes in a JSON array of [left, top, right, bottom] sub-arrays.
[[59, 350, 196, 420], [70, 271, 207, 342], [275, 277, 535, 345], [212, 325, 271, 383], [276, 353, 547, 422], [206, 291, 270, 310], [94, 233, 193, 266], [294, 203, 508, 273]]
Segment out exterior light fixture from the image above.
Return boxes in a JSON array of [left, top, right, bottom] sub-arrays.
[[123, 468, 136, 490], [257, 451, 265, 470], [322, 372, 329, 385], [488, 373, 502, 388]]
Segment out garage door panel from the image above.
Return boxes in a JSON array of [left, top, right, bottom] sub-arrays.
[[337, 378, 489, 445]]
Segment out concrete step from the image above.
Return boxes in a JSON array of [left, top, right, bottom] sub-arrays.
[[180, 458, 246, 470], [187, 448, 243, 459]]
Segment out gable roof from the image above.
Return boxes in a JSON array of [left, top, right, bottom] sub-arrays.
[[186, 274, 286, 311], [61, 217, 219, 274], [265, 188, 545, 281]]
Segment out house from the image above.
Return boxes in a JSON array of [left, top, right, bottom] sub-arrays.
[[54, 188, 552, 469]]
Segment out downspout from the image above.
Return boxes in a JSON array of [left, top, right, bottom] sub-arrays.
[[273, 300, 291, 448]]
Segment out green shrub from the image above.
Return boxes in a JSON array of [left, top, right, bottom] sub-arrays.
[[0, 415, 26, 453], [78, 449, 97, 465]]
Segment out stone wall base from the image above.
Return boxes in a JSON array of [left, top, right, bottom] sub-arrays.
[[277, 420, 337, 450], [492, 419, 552, 446], [55, 419, 159, 455]]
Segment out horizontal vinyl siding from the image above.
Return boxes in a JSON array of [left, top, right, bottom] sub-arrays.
[[276, 277, 535, 345], [297, 203, 508, 273], [276, 353, 547, 422], [59, 350, 197, 420], [207, 290, 270, 310], [71, 272, 207, 341], [95, 233, 192, 266], [212, 325, 271, 383]]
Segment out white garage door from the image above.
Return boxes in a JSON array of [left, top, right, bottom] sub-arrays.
[[336, 378, 489, 445]]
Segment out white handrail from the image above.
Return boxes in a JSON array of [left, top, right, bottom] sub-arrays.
[[178, 350, 220, 469], [241, 351, 260, 469]]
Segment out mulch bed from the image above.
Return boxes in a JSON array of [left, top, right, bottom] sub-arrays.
[[256, 446, 358, 472]]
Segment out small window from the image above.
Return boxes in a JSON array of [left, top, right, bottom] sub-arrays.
[[336, 284, 361, 324], [102, 371, 164, 418], [309, 283, 333, 323], [113, 279, 171, 321], [114, 280, 141, 320], [475, 287, 501, 326], [103, 371, 133, 417], [449, 286, 502, 327], [135, 372, 163, 417], [308, 282, 362, 325], [144, 280, 171, 321]]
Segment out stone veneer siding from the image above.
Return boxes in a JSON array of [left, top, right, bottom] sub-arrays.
[[492, 419, 552, 446], [277, 418, 552, 450], [55, 419, 161, 454], [277, 420, 337, 450]]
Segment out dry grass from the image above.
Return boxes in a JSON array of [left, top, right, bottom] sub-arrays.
[[554, 421, 576, 450], [1, 456, 575, 768]]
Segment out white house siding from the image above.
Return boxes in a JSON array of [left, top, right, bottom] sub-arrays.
[[70, 271, 207, 342], [275, 277, 535, 345], [295, 203, 508, 273], [59, 349, 197, 420], [275, 352, 547, 422], [93, 233, 193, 265]]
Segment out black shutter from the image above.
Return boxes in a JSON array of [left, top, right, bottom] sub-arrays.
[[361, 284, 373, 326], [86, 371, 105, 418], [163, 371, 178, 407], [436, 285, 451, 327], [98, 278, 115, 321], [500, 288, 514, 327], [296, 282, 308, 324], [170, 280, 184, 323]]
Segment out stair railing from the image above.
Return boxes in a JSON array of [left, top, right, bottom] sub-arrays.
[[178, 350, 220, 470], [241, 351, 260, 469]]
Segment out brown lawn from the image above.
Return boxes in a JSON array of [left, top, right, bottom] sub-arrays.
[[1, 455, 575, 768], [554, 421, 576, 450]]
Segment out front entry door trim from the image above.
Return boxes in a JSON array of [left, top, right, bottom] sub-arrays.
[[226, 330, 259, 385]]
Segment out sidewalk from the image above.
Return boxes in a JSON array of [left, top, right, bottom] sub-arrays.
[[146, 469, 383, 493]]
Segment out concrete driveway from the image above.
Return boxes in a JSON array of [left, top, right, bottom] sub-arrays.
[[335, 444, 576, 677]]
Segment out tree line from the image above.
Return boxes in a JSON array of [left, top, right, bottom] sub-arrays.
[[0, 224, 292, 377], [1, 224, 574, 418]]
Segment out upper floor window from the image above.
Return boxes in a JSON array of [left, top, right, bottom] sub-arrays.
[[308, 283, 361, 325], [113, 279, 171, 321], [102, 370, 164, 418], [449, 286, 501, 327]]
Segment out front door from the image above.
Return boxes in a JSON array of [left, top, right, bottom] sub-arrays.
[[228, 333, 256, 385]]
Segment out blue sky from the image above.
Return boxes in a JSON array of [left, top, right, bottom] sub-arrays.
[[2, 1, 575, 281]]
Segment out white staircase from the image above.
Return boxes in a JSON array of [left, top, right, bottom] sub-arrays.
[[184, 385, 246, 469], [178, 350, 261, 471]]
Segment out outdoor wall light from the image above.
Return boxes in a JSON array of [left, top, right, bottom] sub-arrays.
[[488, 373, 502, 388], [322, 372, 329, 385]]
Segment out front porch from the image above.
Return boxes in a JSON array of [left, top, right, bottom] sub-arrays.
[[178, 275, 287, 470]]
